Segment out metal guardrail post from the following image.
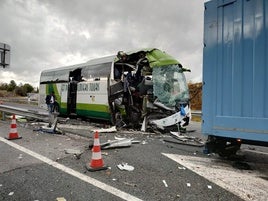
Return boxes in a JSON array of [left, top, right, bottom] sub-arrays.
[[0, 111, 5, 120]]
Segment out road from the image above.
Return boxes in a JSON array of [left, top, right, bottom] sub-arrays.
[[0, 105, 268, 200]]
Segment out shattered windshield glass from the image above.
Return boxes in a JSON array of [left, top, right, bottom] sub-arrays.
[[152, 64, 189, 107]]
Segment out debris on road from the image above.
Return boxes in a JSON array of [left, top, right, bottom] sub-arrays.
[[162, 180, 168, 187], [93, 126, 117, 133], [123, 181, 137, 187], [56, 197, 67, 201], [162, 131, 204, 147], [117, 163, 134, 171], [64, 148, 83, 159], [178, 166, 186, 170], [18, 154, 23, 160], [141, 140, 148, 145], [101, 138, 134, 149], [33, 117, 63, 135]]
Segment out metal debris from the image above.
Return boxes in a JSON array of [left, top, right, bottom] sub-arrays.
[[123, 181, 137, 187], [101, 138, 133, 149], [162, 131, 204, 147], [33, 117, 63, 134]]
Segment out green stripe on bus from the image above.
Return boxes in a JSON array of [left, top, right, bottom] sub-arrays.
[[76, 103, 109, 113], [58, 102, 111, 120], [76, 109, 111, 120]]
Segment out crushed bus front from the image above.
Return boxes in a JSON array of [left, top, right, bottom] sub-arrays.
[[111, 48, 191, 132]]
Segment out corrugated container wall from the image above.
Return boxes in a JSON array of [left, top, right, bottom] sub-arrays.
[[202, 0, 268, 142]]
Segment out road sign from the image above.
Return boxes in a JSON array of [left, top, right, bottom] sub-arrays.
[[0, 43, 10, 68]]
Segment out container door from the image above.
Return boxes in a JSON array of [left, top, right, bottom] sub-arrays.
[[203, 0, 268, 142]]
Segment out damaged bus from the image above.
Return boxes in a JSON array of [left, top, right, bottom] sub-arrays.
[[39, 48, 191, 131]]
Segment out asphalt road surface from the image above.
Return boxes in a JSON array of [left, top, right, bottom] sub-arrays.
[[0, 113, 268, 201]]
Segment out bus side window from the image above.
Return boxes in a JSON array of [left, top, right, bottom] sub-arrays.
[[114, 67, 122, 80]]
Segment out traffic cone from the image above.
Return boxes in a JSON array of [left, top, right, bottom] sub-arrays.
[[86, 131, 108, 171], [6, 114, 22, 140]]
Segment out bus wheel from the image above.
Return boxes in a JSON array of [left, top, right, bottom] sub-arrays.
[[115, 112, 124, 127]]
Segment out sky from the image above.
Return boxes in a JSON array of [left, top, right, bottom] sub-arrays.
[[0, 0, 206, 88]]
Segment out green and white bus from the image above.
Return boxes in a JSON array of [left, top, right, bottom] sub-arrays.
[[39, 48, 191, 131]]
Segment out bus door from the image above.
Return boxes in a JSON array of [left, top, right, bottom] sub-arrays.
[[68, 68, 82, 115], [68, 81, 77, 115]]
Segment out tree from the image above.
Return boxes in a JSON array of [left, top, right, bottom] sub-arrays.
[[0, 83, 8, 90], [7, 80, 16, 92], [23, 83, 34, 94], [14, 86, 25, 96]]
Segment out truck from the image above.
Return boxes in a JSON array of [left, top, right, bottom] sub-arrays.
[[202, 0, 268, 157]]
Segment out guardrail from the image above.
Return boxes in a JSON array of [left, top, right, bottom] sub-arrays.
[[0, 104, 50, 121], [191, 110, 202, 117]]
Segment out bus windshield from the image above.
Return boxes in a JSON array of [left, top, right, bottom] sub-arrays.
[[152, 64, 189, 107]]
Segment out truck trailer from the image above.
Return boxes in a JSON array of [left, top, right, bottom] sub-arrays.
[[202, 0, 268, 156]]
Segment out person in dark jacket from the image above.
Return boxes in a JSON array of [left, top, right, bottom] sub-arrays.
[[45, 91, 55, 113]]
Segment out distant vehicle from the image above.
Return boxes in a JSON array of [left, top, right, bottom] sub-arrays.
[[39, 48, 191, 131], [203, 0, 268, 156]]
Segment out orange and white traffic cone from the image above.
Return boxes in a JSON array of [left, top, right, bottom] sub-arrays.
[[6, 114, 22, 140], [86, 131, 108, 171]]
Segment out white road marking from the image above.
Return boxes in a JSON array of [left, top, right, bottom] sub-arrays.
[[0, 137, 142, 201], [162, 153, 268, 201]]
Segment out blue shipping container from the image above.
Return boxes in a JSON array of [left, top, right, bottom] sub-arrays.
[[202, 0, 268, 156]]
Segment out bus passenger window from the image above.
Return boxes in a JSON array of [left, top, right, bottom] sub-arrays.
[[114, 67, 122, 80]]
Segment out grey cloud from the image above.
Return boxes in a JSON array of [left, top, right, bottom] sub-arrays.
[[0, 0, 204, 87]]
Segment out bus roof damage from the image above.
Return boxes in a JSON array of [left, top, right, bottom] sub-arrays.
[[39, 48, 191, 133]]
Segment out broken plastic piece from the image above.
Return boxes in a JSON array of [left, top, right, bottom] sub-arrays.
[[56, 198, 67, 201], [162, 180, 168, 187], [18, 154, 23, 160], [93, 126, 117, 133], [178, 166, 186, 170], [117, 163, 134, 171]]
